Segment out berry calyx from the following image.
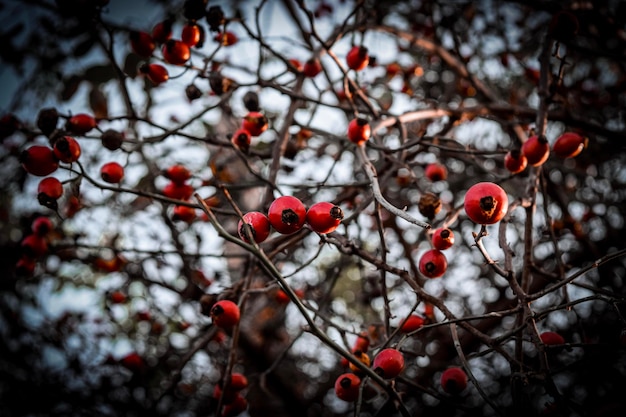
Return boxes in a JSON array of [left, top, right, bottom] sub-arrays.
[[334, 373, 361, 402], [372, 348, 405, 379], [241, 112, 268, 137], [100, 162, 124, 184], [140, 63, 169, 85], [522, 135, 550, 167], [419, 249, 447, 278], [210, 300, 240, 329], [425, 162, 448, 182], [53, 136, 81, 163], [540, 331, 565, 346], [552, 132, 587, 158], [504, 150, 527, 174], [306, 202, 344, 234], [267, 196, 307, 235], [432, 228, 454, 250], [20, 145, 59, 176], [346, 45, 369, 71], [441, 367, 468, 394], [238, 211, 271, 243], [347, 117, 371, 145], [162, 39, 191, 66], [400, 314, 425, 333], [464, 182, 509, 224]]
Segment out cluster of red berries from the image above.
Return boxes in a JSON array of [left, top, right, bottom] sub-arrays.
[[213, 372, 248, 417], [231, 111, 269, 153], [16, 216, 54, 275], [505, 131, 587, 174], [237, 196, 344, 244], [160, 164, 197, 223]]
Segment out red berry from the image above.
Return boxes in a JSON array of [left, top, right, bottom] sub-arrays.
[[182, 23, 202, 47], [464, 182, 509, 224], [21, 234, 48, 258], [288, 58, 303, 72], [165, 165, 191, 184], [334, 373, 361, 402], [32, 216, 53, 236], [347, 117, 371, 145], [214, 31, 238, 46], [162, 39, 190, 65], [16, 256, 36, 275], [162, 182, 194, 200], [100, 162, 124, 184], [352, 332, 370, 354], [38, 177, 63, 209], [140, 63, 169, 85], [130, 31, 155, 57], [66, 113, 97, 135], [419, 249, 447, 278], [241, 112, 268, 137], [53, 136, 81, 163], [231, 128, 252, 152], [221, 393, 248, 417], [552, 132, 586, 158], [540, 331, 565, 346], [120, 352, 145, 372], [522, 135, 550, 167], [432, 228, 454, 250], [238, 211, 271, 243], [401, 314, 425, 333], [110, 291, 127, 304], [346, 45, 369, 71], [20, 145, 59, 176], [425, 162, 448, 181], [211, 300, 240, 329], [306, 202, 344, 234], [441, 367, 468, 394], [504, 150, 527, 174], [152, 19, 173, 44], [172, 205, 196, 223], [267, 196, 307, 234], [372, 348, 405, 379], [303, 58, 322, 78], [229, 373, 249, 391]]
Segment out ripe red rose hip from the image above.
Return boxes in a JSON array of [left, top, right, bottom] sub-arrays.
[[373, 348, 405, 379], [162, 39, 190, 65], [231, 128, 252, 152], [552, 132, 586, 158], [32, 216, 53, 236], [38, 177, 63, 205], [162, 182, 194, 200], [504, 150, 527, 174], [334, 373, 361, 402], [464, 182, 508, 225], [140, 63, 169, 85], [152, 19, 173, 44], [100, 162, 124, 184], [268, 196, 307, 234], [241, 112, 268, 137], [238, 211, 271, 243], [522, 135, 550, 167], [21, 145, 59, 176], [66, 113, 97, 135], [172, 205, 196, 223], [21, 234, 48, 258], [419, 249, 448, 278], [164, 165, 191, 184], [432, 228, 454, 250], [130, 31, 156, 57], [425, 162, 448, 181], [210, 300, 240, 329], [401, 314, 425, 333], [346, 45, 369, 71], [441, 367, 468, 394], [182, 23, 202, 47], [347, 118, 371, 145], [306, 202, 344, 234], [53, 136, 81, 163], [540, 331, 565, 346], [214, 31, 238, 46], [303, 58, 322, 78]]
